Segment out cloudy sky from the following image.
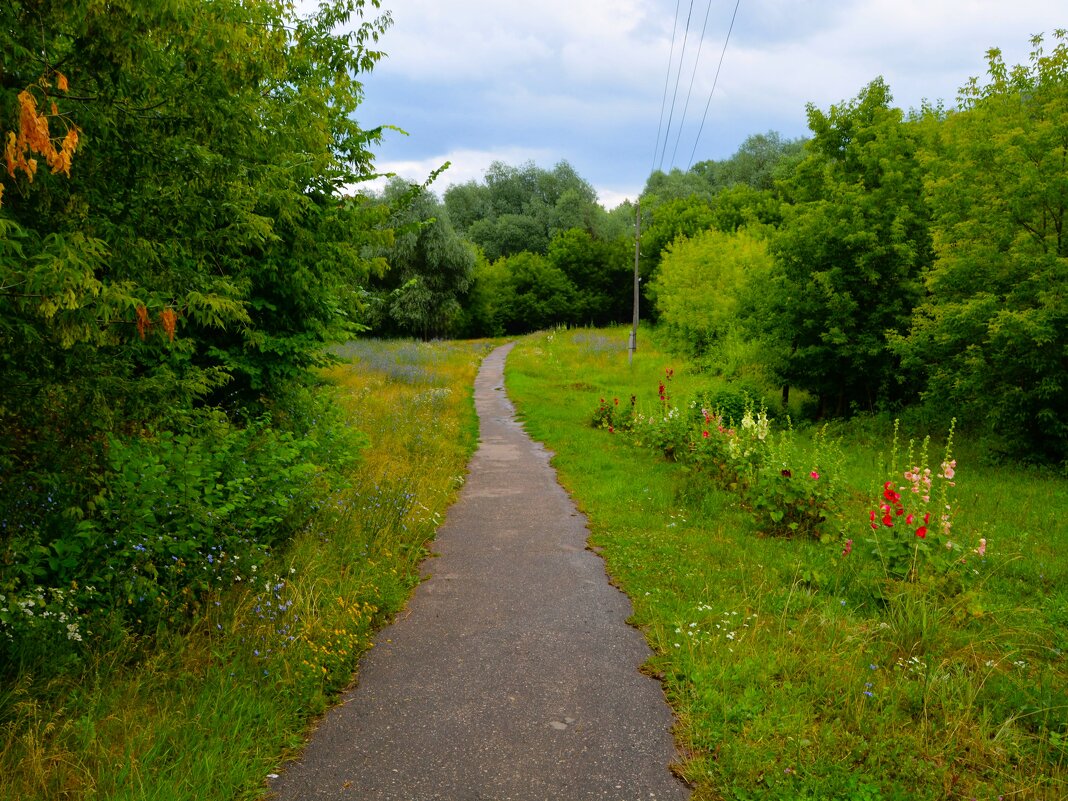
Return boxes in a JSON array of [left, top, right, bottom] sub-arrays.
[[348, 1, 1063, 208]]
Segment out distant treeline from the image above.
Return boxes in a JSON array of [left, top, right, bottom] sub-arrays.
[[367, 34, 1066, 463]]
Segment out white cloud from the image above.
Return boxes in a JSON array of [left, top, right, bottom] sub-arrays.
[[354, 145, 558, 197]]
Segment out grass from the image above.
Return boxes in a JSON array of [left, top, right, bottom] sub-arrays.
[[0, 338, 494, 801], [506, 325, 1068, 801]]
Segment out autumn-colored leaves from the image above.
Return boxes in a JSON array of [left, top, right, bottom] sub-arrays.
[[136, 305, 179, 342], [2, 71, 80, 207]]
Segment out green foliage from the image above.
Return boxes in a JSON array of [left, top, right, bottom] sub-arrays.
[[496, 251, 576, 333], [762, 78, 932, 416], [1, 400, 362, 672], [444, 160, 604, 260], [605, 370, 844, 539], [367, 177, 476, 339], [0, 0, 396, 669], [895, 31, 1068, 462], [650, 227, 772, 355], [692, 130, 807, 192], [546, 227, 632, 326]]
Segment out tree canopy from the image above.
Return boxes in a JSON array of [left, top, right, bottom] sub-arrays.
[[0, 0, 396, 649]]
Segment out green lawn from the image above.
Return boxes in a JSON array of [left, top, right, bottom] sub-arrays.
[[506, 326, 1068, 801]]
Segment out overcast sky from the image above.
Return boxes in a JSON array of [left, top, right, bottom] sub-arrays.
[[348, 1, 1064, 208]]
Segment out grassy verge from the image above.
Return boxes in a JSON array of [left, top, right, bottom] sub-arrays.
[[0, 339, 493, 801], [506, 326, 1068, 801]]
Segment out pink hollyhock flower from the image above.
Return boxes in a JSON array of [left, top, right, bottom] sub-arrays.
[[810, 471, 820, 480]]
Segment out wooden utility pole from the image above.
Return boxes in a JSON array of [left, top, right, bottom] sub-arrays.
[[628, 200, 641, 365]]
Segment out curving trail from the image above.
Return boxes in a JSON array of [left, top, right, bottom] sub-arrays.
[[269, 343, 689, 801]]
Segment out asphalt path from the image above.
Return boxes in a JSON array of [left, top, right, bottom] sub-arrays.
[[268, 342, 689, 801]]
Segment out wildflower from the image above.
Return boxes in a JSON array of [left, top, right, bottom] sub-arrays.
[[915, 526, 927, 538], [783, 469, 793, 478], [882, 513, 894, 527], [906, 513, 915, 525], [842, 539, 853, 556], [608, 426, 614, 434], [810, 471, 820, 480], [976, 538, 987, 557], [702, 430, 709, 438]]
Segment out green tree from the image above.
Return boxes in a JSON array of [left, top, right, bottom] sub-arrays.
[[444, 160, 602, 260], [650, 228, 773, 356], [896, 32, 1068, 461], [762, 78, 932, 416], [458, 250, 509, 337], [546, 228, 631, 326], [0, 0, 392, 637], [494, 252, 576, 334], [370, 178, 475, 339], [692, 131, 806, 192]]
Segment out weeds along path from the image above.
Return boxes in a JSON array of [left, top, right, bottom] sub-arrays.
[[269, 343, 689, 800]]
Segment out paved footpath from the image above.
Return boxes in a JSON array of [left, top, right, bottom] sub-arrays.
[[269, 343, 690, 801]]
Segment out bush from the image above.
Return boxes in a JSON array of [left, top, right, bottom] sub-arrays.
[[0, 402, 363, 674], [606, 379, 844, 537]]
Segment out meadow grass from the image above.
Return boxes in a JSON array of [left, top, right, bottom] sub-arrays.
[[0, 338, 493, 801], [506, 326, 1068, 801]]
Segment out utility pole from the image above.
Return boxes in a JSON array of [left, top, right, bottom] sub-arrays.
[[628, 200, 641, 365]]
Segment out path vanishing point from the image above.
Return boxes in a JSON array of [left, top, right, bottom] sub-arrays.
[[269, 343, 690, 801]]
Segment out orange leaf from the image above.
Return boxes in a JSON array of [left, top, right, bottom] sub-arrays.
[[159, 308, 178, 342], [56, 72, 69, 93], [135, 305, 151, 340]]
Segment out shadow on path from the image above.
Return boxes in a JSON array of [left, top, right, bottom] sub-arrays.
[[269, 343, 690, 800]]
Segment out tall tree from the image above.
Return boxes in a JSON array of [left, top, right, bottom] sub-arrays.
[[761, 78, 932, 416], [896, 32, 1068, 460], [370, 178, 475, 339], [692, 131, 806, 192], [547, 228, 631, 326], [650, 228, 773, 356], [444, 160, 602, 260], [0, 0, 392, 597]]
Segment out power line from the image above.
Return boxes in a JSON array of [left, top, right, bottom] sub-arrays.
[[651, 0, 683, 174], [657, 0, 697, 173], [687, 0, 741, 169], [668, 0, 714, 167]]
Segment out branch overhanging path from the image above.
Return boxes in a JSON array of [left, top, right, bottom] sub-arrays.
[[269, 343, 689, 800]]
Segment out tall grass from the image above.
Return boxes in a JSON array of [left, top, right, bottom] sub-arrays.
[[506, 326, 1068, 801], [0, 339, 492, 801]]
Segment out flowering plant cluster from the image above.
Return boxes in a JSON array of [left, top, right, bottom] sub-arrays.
[[594, 374, 843, 538], [591, 394, 636, 435], [854, 419, 982, 583]]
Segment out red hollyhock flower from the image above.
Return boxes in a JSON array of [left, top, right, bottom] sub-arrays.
[[882, 513, 894, 527], [915, 526, 927, 538]]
